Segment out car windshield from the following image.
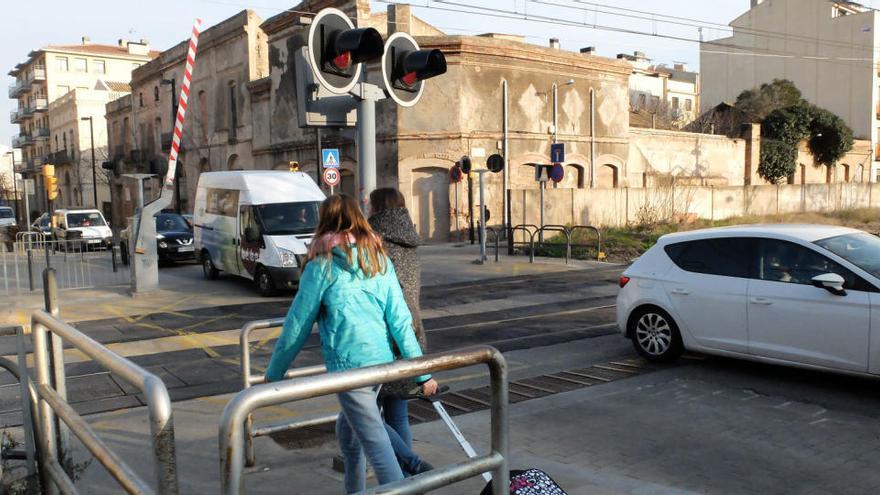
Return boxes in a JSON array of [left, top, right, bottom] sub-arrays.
[[0, 209, 13, 219], [155, 213, 191, 233], [815, 232, 880, 279], [255, 201, 321, 236], [67, 212, 106, 228]]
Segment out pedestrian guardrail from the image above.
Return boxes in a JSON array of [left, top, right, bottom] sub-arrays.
[[507, 224, 604, 263], [29, 268, 178, 494], [221, 345, 509, 495], [485, 226, 500, 263], [1, 239, 125, 295], [239, 318, 330, 467]]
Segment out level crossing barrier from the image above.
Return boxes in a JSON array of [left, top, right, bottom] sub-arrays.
[[221, 345, 509, 495], [239, 318, 330, 467], [28, 268, 178, 494]]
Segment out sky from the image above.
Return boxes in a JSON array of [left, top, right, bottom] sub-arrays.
[[0, 0, 767, 148]]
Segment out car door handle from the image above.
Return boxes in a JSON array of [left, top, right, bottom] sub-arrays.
[[750, 297, 773, 305], [670, 288, 690, 295]]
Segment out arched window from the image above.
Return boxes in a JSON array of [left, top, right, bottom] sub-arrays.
[[597, 164, 619, 188], [228, 81, 238, 142]]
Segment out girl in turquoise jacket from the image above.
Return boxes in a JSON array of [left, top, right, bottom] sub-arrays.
[[266, 194, 437, 493]]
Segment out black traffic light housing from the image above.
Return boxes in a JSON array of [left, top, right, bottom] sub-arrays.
[[382, 32, 447, 107], [308, 8, 383, 94], [102, 160, 122, 177], [460, 156, 472, 174]]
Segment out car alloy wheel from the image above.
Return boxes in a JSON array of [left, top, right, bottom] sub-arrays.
[[203, 255, 219, 280], [635, 312, 673, 357], [256, 268, 276, 297]]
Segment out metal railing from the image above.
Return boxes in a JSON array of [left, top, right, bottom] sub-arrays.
[[239, 318, 330, 467], [508, 223, 604, 263], [221, 345, 509, 495], [2, 238, 125, 295], [30, 268, 178, 494], [485, 226, 500, 263]]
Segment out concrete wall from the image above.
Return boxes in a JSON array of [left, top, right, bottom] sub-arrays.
[[628, 128, 748, 186], [508, 181, 880, 229], [511, 183, 880, 227]]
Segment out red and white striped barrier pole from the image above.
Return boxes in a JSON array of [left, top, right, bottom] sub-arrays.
[[163, 18, 202, 191]]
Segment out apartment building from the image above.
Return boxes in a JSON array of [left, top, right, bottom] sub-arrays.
[[8, 38, 156, 214], [701, 0, 880, 182], [620, 51, 701, 128]]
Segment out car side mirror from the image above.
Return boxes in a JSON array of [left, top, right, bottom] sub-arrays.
[[244, 226, 260, 243], [811, 273, 846, 296]]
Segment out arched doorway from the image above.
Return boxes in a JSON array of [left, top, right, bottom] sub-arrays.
[[562, 164, 585, 189], [227, 154, 240, 171], [597, 164, 619, 188], [842, 164, 851, 183], [410, 166, 451, 242]]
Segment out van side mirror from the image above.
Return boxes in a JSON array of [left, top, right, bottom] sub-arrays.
[[811, 273, 846, 296], [244, 226, 260, 243]]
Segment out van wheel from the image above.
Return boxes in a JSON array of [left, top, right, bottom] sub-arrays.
[[120, 243, 130, 265], [629, 306, 683, 363], [202, 253, 219, 280], [256, 268, 277, 297]]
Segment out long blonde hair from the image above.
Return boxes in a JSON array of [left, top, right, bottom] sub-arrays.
[[311, 194, 387, 277]]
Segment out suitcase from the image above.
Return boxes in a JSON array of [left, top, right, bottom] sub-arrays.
[[415, 388, 569, 494]]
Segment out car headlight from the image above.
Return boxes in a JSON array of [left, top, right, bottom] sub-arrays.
[[279, 248, 298, 268], [158, 241, 168, 249], [156, 234, 165, 240]]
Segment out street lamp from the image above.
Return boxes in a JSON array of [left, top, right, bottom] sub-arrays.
[[161, 77, 182, 214], [80, 116, 97, 207]]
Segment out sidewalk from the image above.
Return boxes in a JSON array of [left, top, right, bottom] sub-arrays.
[[1, 243, 607, 327]]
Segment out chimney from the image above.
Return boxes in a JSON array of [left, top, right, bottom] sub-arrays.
[[81, 36, 91, 45], [118, 39, 128, 48], [580, 46, 596, 55], [127, 39, 150, 56], [388, 3, 412, 35], [549, 38, 561, 50], [674, 63, 687, 71]]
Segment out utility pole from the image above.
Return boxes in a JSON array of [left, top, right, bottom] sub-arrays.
[[80, 116, 97, 207]]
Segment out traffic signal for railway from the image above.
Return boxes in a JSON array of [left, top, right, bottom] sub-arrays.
[[42, 164, 58, 201], [381, 32, 447, 107], [307, 8, 384, 94]]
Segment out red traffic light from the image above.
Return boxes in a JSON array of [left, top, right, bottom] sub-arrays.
[[382, 33, 447, 107], [308, 9, 383, 94]]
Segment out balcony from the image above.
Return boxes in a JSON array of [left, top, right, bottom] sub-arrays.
[[7, 80, 28, 98], [28, 65, 46, 83], [30, 98, 48, 113], [33, 127, 49, 141], [48, 150, 71, 165], [11, 132, 33, 148], [9, 108, 24, 124]]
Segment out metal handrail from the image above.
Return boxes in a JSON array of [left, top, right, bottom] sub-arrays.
[[509, 224, 538, 256], [31, 269, 177, 494], [529, 226, 571, 264], [239, 318, 328, 467], [568, 225, 604, 261], [220, 345, 509, 495]]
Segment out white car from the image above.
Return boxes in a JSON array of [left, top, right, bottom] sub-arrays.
[[0, 206, 16, 229], [617, 225, 880, 377]]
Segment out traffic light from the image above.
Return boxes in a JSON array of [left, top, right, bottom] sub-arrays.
[[307, 8, 384, 94], [43, 164, 58, 201], [102, 160, 121, 177], [381, 32, 447, 107], [460, 156, 472, 174]]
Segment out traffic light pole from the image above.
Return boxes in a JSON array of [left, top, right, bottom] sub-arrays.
[[351, 82, 384, 213]]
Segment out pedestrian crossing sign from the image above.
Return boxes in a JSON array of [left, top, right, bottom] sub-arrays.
[[322, 149, 340, 168]]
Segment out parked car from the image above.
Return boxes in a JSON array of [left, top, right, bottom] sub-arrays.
[[0, 206, 16, 229], [617, 225, 880, 377], [120, 212, 195, 265], [194, 171, 324, 296], [51, 209, 112, 250]]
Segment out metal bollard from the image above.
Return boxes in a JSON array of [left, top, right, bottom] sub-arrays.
[[111, 244, 118, 273], [27, 250, 34, 292]]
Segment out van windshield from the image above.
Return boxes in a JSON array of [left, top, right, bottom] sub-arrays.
[[0, 208, 13, 219], [67, 212, 106, 228], [255, 201, 321, 236]]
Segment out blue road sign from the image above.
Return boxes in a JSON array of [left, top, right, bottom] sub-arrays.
[[322, 149, 340, 168], [550, 143, 564, 163]]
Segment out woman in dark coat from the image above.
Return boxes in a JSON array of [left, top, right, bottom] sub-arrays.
[[368, 187, 431, 474]]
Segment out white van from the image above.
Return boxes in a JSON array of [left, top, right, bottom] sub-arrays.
[[193, 171, 325, 295], [51, 209, 113, 249]]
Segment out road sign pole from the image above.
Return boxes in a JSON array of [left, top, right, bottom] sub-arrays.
[[476, 170, 489, 264], [24, 188, 30, 229], [454, 181, 460, 241], [355, 84, 380, 214], [539, 182, 545, 243]]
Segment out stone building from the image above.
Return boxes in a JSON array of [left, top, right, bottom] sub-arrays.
[[8, 38, 156, 214], [105, 10, 268, 224], [104, 0, 869, 241], [700, 0, 880, 181]]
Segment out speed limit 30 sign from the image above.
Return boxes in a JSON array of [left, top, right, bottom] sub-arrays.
[[323, 167, 341, 187]]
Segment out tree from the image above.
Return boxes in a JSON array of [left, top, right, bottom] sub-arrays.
[[759, 139, 798, 184], [735, 79, 803, 123], [808, 107, 854, 167]]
